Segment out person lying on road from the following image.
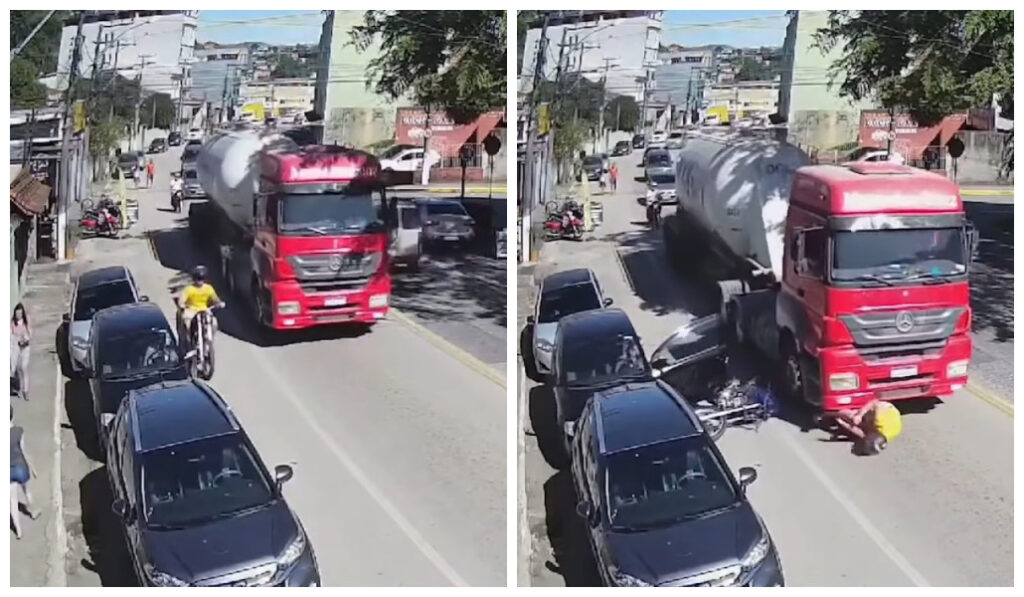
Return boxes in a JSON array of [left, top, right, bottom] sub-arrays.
[[814, 398, 902, 455]]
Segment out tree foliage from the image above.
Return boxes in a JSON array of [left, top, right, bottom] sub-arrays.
[[88, 117, 127, 159], [814, 10, 1013, 125], [10, 11, 69, 109], [272, 54, 310, 78], [553, 120, 589, 162], [140, 93, 176, 130], [735, 56, 773, 82], [604, 95, 639, 132], [351, 10, 506, 123], [11, 57, 49, 109]]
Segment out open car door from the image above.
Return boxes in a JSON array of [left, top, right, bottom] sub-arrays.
[[649, 314, 728, 381]]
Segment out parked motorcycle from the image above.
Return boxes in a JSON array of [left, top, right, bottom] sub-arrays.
[[79, 197, 122, 238], [543, 200, 585, 241]]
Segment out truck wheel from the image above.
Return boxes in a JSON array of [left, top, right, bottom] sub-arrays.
[[784, 347, 819, 407]]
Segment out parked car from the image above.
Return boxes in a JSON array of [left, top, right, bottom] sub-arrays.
[[551, 308, 652, 451], [182, 167, 205, 200], [612, 140, 632, 156], [389, 199, 423, 271], [64, 266, 146, 376], [844, 147, 906, 164], [85, 302, 188, 446], [379, 144, 431, 173], [416, 199, 476, 249], [580, 155, 604, 181], [632, 134, 646, 149], [569, 381, 783, 587], [105, 379, 320, 587], [643, 149, 673, 180], [168, 131, 183, 146], [187, 128, 204, 142], [118, 151, 146, 176], [147, 138, 168, 154], [528, 268, 612, 376]]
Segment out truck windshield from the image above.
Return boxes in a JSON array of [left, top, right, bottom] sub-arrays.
[[832, 227, 967, 283], [278, 192, 384, 236]]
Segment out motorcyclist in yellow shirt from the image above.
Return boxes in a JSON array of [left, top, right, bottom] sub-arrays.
[[177, 266, 223, 349]]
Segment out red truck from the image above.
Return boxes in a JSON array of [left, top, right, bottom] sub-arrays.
[[192, 130, 391, 331], [664, 132, 977, 411]]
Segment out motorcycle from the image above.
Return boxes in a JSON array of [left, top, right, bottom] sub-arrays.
[[171, 189, 183, 213], [79, 197, 122, 238], [543, 200, 585, 241], [183, 304, 224, 380]]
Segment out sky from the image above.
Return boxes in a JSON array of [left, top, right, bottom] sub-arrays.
[[661, 11, 789, 49], [197, 10, 324, 45]]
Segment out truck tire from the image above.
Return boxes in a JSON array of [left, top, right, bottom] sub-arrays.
[[718, 280, 746, 344], [783, 343, 820, 408]]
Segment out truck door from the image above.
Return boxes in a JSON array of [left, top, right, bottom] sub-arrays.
[[392, 202, 422, 261], [788, 226, 828, 352]]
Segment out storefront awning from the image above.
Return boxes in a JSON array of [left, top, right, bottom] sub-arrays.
[[10, 168, 51, 216]]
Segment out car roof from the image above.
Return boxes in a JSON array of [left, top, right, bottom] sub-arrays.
[[77, 266, 130, 288], [541, 268, 593, 292], [593, 382, 703, 454], [93, 302, 169, 336], [129, 380, 239, 452], [416, 198, 463, 206], [558, 308, 635, 344]]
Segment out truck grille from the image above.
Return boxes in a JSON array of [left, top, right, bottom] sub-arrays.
[[856, 339, 948, 363], [839, 307, 963, 347], [289, 252, 380, 282]]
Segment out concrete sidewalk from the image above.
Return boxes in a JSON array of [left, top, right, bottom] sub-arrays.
[[10, 260, 71, 587]]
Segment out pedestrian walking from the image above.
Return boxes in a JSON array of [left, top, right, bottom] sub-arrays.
[[10, 303, 31, 401], [133, 165, 143, 189], [146, 159, 155, 188], [11, 407, 41, 539], [610, 162, 619, 191]]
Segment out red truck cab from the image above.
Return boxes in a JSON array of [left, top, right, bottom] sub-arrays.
[[778, 162, 974, 410], [254, 146, 391, 330]]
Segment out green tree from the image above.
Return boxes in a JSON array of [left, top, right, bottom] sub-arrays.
[[140, 93, 176, 129], [272, 54, 309, 78], [351, 10, 506, 123], [11, 57, 48, 109], [814, 10, 1013, 125], [735, 56, 773, 81], [604, 95, 639, 132]]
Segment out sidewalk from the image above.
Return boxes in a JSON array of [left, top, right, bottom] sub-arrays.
[[516, 264, 537, 587], [10, 260, 70, 587]]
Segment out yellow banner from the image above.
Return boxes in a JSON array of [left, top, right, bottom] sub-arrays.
[[73, 101, 87, 133], [537, 104, 550, 136]]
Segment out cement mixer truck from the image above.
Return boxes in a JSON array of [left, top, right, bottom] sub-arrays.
[[662, 131, 976, 411], [189, 129, 391, 332]]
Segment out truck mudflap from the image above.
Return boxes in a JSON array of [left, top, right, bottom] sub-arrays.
[[816, 333, 972, 410]]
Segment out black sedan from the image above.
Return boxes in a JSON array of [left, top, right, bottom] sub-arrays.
[[570, 381, 784, 587], [148, 138, 168, 154], [579, 155, 604, 181], [168, 131, 183, 146], [612, 140, 631, 156]]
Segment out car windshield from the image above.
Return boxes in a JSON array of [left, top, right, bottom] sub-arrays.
[[538, 283, 600, 324], [561, 333, 647, 386], [616, 142, 629, 148], [606, 437, 738, 531], [182, 147, 200, 161], [141, 434, 275, 530], [425, 202, 467, 216], [74, 280, 135, 321], [832, 228, 967, 283], [184, 170, 198, 180], [96, 326, 180, 378], [278, 192, 384, 236], [649, 174, 675, 186], [647, 154, 671, 167], [583, 157, 603, 167]]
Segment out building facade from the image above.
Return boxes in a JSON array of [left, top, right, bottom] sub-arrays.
[[652, 45, 717, 125], [519, 11, 663, 104], [56, 11, 198, 99], [239, 78, 316, 120], [313, 10, 408, 149], [705, 80, 780, 120]]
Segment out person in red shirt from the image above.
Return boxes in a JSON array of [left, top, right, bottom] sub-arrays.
[[609, 162, 619, 192], [146, 159, 156, 188]]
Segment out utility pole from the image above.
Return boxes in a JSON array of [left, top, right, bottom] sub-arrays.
[[108, 40, 122, 121], [58, 11, 87, 262], [552, 28, 569, 117], [11, 10, 57, 61], [596, 57, 614, 153], [522, 13, 550, 262], [639, 74, 650, 135], [133, 54, 154, 151]]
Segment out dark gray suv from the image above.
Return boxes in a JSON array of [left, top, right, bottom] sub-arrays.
[[105, 379, 320, 586]]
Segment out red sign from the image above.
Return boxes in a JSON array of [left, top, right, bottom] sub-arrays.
[[859, 111, 967, 160], [394, 109, 503, 158]]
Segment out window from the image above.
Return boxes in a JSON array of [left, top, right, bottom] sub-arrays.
[[74, 280, 136, 321], [801, 228, 827, 279], [399, 206, 421, 229], [538, 283, 601, 324]]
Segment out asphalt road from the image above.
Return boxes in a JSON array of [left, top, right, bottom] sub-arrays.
[[521, 152, 1013, 587], [57, 147, 506, 586]]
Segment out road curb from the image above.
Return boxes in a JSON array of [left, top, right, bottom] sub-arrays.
[[46, 273, 69, 588], [388, 308, 506, 388], [961, 189, 1013, 196], [517, 365, 531, 587], [966, 380, 1013, 417]]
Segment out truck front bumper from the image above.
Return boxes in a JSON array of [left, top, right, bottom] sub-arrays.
[[266, 275, 391, 330], [818, 333, 972, 410]]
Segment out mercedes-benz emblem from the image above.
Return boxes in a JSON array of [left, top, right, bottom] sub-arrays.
[[328, 255, 343, 272], [895, 311, 915, 333]]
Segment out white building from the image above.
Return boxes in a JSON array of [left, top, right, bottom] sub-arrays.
[[519, 11, 663, 103], [55, 11, 198, 100]]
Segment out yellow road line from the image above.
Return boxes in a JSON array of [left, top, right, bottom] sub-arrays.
[[389, 307, 506, 389], [961, 189, 1013, 197], [965, 380, 1013, 417]]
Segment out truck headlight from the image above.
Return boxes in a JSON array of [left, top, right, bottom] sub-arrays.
[[143, 564, 188, 587], [828, 372, 859, 391], [947, 360, 968, 378], [277, 301, 301, 315], [278, 532, 306, 567], [369, 294, 388, 309]]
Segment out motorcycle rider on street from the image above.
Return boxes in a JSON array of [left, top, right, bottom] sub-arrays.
[[170, 172, 184, 207], [177, 266, 223, 351]]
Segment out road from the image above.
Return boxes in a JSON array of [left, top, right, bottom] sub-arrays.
[[56, 147, 506, 586], [520, 152, 1014, 587]]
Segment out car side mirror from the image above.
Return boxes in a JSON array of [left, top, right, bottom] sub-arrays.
[[62, 313, 70, 323], [602, 297, 613, 307], [111, 498, 128, 519], [526, 315, 535, 325], [139, 295, 150, 302], [575, 501, 596, 526], [274, 464, 294, 489], [636, 197, 646, 205], [738, 466, 758, 493]]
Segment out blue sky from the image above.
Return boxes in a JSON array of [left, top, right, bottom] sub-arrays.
[[662, 11, 789, 48], [198, 10, 324, 45]]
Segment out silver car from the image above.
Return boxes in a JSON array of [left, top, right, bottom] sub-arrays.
[[416, 199, 476, 249], [529, 268, 612, 375], [64, 266, 145, 375]]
